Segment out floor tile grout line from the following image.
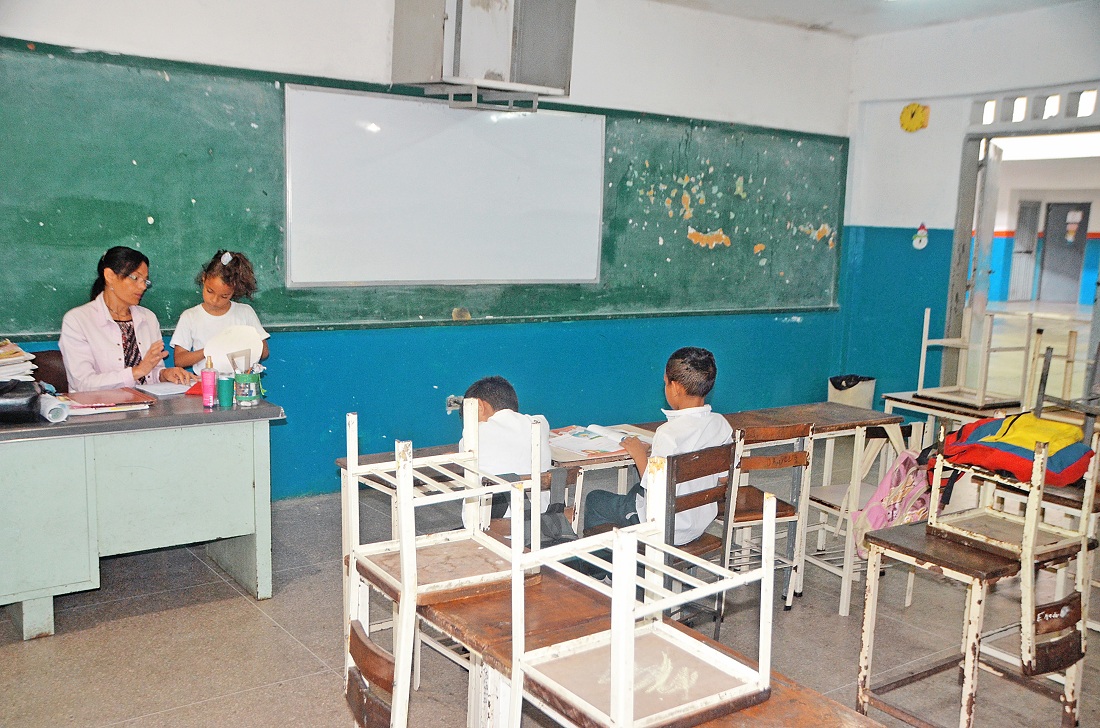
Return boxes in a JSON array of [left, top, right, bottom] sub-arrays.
[[96, 667, 338, 727], [52, 579, 230, 616], [218, 571, 338, 672]]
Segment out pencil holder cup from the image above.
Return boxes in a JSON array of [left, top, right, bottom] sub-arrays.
[[233, 372, 263, 407]]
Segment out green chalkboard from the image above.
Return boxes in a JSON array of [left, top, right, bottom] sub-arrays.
[[0, 41, 285, 337], [0, 40, 846, 337]]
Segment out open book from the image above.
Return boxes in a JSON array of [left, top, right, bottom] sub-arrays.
[[549, 424, 654, 462]]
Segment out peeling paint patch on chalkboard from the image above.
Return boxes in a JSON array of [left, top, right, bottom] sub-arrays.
[[686, 227, 730, 249]]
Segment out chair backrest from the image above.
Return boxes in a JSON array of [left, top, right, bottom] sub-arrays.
[[740, 423, 814, 473], [728, 423, 814, 528], [33, 349, 68, 393], [663, 441, 736, 547]]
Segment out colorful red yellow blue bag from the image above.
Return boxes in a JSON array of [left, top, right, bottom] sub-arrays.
[[942, 413, 1093, 486]]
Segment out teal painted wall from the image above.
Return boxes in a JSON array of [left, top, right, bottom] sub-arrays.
[[839, 226, 954, 399], [21, 224, 941, 500]]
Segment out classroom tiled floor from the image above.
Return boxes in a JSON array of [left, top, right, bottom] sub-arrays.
[[3, 448, 1099, 728]]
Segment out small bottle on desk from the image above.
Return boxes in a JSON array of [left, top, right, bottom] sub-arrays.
[[201, 356, 216, 408]]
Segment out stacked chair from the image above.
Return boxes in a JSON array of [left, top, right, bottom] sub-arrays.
[[508, 455, 778, 727], [341, 399, 542, 728]]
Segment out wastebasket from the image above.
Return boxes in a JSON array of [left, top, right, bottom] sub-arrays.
[[828, 374, 876, 409]]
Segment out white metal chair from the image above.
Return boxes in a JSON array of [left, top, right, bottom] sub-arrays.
[[508, 456, 776, 727], [724, 424, 814, 610], [927, 430, 1097, 724], [341, 399, 542, 728], [806, 422, 923, 615], [917, 307, 1027, 410]]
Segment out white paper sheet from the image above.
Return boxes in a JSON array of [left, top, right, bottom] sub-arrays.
[[202, 325, 264, 374]]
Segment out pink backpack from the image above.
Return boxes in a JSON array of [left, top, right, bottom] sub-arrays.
[[851, 450, 932, 559]]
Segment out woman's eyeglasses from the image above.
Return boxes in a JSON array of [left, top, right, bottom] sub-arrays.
[[127, 273, 153, 289]]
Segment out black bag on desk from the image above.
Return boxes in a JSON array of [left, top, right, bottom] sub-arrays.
[[0, 380, 41, 423]]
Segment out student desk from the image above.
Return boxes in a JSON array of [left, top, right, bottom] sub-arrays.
[[417, 569, 884, 727], [881, 391, 1025, 448], [0, 396, 284, 640], [857, 522, 1094, 728]]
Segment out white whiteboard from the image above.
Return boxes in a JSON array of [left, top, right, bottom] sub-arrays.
[[284, 85, 605, 286]]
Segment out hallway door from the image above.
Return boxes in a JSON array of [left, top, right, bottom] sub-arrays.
[[1038, 202, 1091, 303], [1009, 200, 1040, 300]]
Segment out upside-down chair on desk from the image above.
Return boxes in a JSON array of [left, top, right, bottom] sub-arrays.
[[508, 456, 778, 727], [341, 399, 543, 728]]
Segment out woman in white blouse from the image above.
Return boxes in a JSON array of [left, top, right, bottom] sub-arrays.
[[59, 246, 196, 392]]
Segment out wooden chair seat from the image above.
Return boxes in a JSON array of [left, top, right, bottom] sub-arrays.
[[733, 486, 797, 522], [354, 537, 514, 605], [678, 531, 722, 560]]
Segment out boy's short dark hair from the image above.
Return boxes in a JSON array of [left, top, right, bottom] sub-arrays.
[[464, 375, 520, 413], [665, 347, 717, 398]]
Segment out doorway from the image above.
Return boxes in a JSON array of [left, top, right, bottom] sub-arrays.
[[1008, 200, 1039, 301], [1038, 202, 1092, 303]]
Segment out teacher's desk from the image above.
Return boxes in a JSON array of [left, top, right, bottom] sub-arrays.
[[0, 395, 284, 640]]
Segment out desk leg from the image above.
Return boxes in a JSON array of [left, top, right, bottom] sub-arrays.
[[958, 579, 987, 728], [205, 422, 273, 600], [5, 597, 54, 640], [822, 437, 835, 490], [472, 657, 511, 728], [856, 546, 883, 715]]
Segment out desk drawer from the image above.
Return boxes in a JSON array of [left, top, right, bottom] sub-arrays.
[[0, 437, 98, 602], [92, 422, 257, 556]]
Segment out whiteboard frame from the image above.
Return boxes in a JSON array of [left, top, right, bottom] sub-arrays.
[[283, 85, 605, 288]]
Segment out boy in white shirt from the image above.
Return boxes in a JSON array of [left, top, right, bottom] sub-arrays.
[[583, 347, 732, 545], [459, 376, 552, 518]]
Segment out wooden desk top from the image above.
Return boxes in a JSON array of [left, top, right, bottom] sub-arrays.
[[421, 569, 883, 727], [881, 391, 1023, 419], [864, 523, 1020, 582]]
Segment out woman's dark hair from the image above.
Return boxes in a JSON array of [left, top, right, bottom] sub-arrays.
[[196, 250, 258, 299], [90, 246, 150, 300]]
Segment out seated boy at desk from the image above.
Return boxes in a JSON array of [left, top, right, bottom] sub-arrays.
[[583, 347, 733, 545], [459, 375, 552, 517]]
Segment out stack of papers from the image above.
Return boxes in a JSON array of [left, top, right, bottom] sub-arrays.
[[0, 339, 36, 381], [549, 424, 655, 462], [60, 387, 157, 416]]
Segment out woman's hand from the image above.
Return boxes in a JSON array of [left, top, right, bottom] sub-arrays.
[[159, 367, 199, 385], [133, 340, 168, 381]]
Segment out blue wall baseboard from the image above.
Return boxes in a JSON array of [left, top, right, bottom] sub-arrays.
[[19, 224, 952, 500]]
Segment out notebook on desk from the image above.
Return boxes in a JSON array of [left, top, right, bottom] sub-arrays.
[[60, 387, 156, 415]]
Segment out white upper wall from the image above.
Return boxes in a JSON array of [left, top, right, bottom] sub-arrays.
[[996, 157, 1100, 231], [851, 1, 1100, 103], [0, 0, 396, 82], [569, 0, 853, 136], [0, 0, 855, 138], [846, 1, 1100, 228]]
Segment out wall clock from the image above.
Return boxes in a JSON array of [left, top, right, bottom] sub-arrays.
[[900, 103, 930, 132]]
